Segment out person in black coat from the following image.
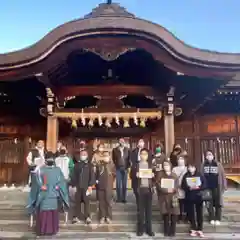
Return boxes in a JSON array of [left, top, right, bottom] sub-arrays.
[[130, 139, 151, 204], [169, 144, 182, 167], [181, 162, 206, 238], [69, 149, 95, 225]]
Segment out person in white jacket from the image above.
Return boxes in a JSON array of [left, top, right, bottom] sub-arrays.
[[172, 155, 187, 221]]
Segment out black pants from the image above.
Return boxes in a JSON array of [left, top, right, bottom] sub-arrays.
[[74, 189, 90, 219], [188, 201, 203, 231], [208, 188, 222, 221], [137, 189, 152, 234], [133, 184, 139, 209], [162, 214, 177, 236], [178, 199, 186, 220], [98, 189, 112, 219]]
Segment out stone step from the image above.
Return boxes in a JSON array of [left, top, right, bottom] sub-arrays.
[[0, 209, 237, 222], [1, 231, 240, 240], [0, 220, 239, 234]]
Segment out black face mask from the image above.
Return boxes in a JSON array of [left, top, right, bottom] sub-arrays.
[[174, 147, 181, 152], [60, 150, 66, 155], [46, 161, 54, 166]]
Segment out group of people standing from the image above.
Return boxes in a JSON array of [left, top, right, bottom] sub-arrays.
[[25, 138, 227, 238]]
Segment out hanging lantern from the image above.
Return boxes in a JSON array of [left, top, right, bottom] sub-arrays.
[[133, 114, 138, 125], [98, 115, 103, 126], [140, 118, 146, 128], [81, 117, 86, 126], [14, 138, 18, 144], [71, 119, 77, 128], [123, 119, 130, 128], [105, 118, 111, 128], [115, 114, 120, 125], [88, 118, 94, 127]]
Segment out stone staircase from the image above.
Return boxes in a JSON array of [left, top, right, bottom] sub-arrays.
[[0, 190, 240, 239]]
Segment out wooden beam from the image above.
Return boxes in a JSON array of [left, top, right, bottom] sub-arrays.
[[54, 85, 156, 98]]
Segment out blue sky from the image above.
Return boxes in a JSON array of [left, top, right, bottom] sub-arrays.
[[0, 0, 239, 53]]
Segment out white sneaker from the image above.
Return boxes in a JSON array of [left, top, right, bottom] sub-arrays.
[[210, 220, 215, 225], [197, 231, 205, 238], [190, 230, 197, 237], [99, 218, 105, 224], [215, 220, 221, 226]]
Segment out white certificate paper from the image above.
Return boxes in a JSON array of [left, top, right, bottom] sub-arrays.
[[186, 177, 201, 188], [160, 178, 175, 189], [139, 168, 153, 179]]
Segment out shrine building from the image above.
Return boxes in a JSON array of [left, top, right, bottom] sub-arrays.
[[0, 2, 240, 185]]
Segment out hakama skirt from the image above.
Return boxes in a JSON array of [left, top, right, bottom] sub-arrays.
[[36, 209, 59, 236]]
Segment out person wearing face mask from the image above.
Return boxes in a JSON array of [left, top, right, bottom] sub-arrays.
[[152, 143, 166, 173], [170, 144, 183, 167], [70, 149, 95, 225], [26, 140, 46, 187], [201, 150, 227, 226], [182, 163, 205, 238], [27, 151, 69, 237], [155, 161, 179, 237], [55, 146, 74, 181], [172, 155, 187, 222], [55, 141, 63, 158], [92, 144, 105, 170], [135, 148, 155, 237], [112, 138, 130, 203], [130, 139, 149, 204], [96, 151, 114, 224]]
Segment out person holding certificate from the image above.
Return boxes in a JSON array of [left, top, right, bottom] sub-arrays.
[[135, 148, 155, 237], [181, 162, 205, 238], [155, 160, 179, 237]]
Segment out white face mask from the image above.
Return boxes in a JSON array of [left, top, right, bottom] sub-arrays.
[[80, 156, 88, 161], [206, 155, 214, 161], [164, 166, 171, 172], [178, 158, 185, 166], [188, 167, 196, 173]]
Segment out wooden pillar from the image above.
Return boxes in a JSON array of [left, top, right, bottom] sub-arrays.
[[164, 112, 175, 156], [164, 87, 175, 157], [193, 115, 201, 168], [46, 116, 58, 152]]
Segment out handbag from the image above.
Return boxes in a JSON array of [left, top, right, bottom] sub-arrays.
[[199, 189, 212, 201]]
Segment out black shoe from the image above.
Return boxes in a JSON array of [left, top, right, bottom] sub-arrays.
[[137, 231, 143, 236], [169, 232, 176, 237], [147, 231, 155, 237], [122, 199, 127, 203]]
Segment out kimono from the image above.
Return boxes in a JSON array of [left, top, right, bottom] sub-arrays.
[[27, 165, 69, 236]]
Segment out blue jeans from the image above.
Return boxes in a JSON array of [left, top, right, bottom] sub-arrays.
[[116, 169, 128, 201]]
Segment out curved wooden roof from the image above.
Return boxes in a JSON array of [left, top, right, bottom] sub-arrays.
[[0, 3, 240, 74]]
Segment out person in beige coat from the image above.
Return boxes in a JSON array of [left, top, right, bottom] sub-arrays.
[[155, 160, 179, 237]]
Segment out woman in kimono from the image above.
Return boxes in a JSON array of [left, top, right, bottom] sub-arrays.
[[155, 160, 179, 237], [27, 151, 69, 237]]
